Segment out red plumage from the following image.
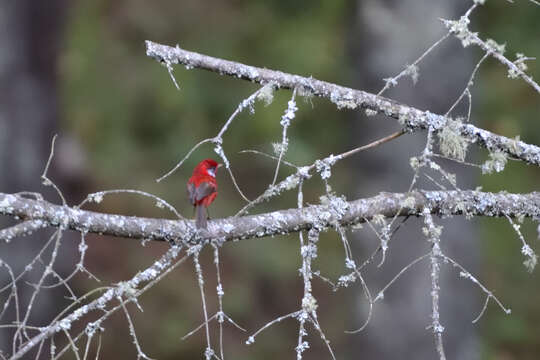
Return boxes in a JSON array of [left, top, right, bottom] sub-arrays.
[[187, 159, 220, 229]]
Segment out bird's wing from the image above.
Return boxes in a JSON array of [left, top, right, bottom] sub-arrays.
[[187, 181, 216, 205], [187, 182, 197, 205], [194, 182, 216, 202]]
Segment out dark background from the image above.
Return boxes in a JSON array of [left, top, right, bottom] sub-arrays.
[[0, 0, 539, 359]]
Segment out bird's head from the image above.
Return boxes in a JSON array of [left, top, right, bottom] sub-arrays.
[[195, 159, 221, 178]]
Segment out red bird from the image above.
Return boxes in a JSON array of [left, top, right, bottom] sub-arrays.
[[187, 159, 220, 229]]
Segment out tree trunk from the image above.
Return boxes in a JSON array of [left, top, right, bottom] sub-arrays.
[[347, 1, 480, 358], [0, 1, 67, 356]]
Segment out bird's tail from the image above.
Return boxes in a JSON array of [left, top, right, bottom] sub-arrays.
[[195, 205, 208, 229]]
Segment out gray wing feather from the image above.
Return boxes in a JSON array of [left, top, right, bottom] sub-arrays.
[[187, 183, 196, 205], [195, 182, 215, 201], [187, 182, 215, 205]]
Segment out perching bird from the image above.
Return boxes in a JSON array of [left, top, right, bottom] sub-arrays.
[[187, 159, 220, 229]]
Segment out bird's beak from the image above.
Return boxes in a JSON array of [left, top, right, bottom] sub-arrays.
[[217, 163, 223, 170]]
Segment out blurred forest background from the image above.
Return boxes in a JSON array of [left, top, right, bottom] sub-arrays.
[[1, 0, 539, 359]]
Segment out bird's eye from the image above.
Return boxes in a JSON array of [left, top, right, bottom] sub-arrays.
[[207, 167, 216, 177]]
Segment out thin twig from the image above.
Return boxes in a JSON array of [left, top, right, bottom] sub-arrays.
[[41, 134, 66, 206]]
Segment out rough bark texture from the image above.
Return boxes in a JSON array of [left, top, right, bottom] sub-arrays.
[[2, 191, 539, 244]]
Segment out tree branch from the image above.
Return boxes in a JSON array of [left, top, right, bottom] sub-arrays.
[[145, 41, 540, 167], [2, 191, 540, 244], [0, 220, 48, 242]]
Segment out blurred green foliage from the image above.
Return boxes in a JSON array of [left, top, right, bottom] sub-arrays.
[[477, 1, 540, 359], [58, 0, 539, 358]]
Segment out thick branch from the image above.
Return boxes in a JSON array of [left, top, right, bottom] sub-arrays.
[[2, 191, 540, 244], [145, 41, 540, 167], [0, 220, 48, 242]]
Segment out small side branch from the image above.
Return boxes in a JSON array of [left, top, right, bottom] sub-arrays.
[[424, 212, 446, 360]]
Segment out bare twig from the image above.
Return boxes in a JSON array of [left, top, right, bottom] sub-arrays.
[[424, 212, 446, 360], [236, 130, 405, 216], [41, 134, 66, 206], [271, 88, 297, 185]]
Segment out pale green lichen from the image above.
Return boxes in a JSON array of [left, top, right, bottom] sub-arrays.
[[454, 201, 472, 220], [443, 16, 476, 47], [330, 91, 358, 110], [438, 118, 469, 161], [522, 244, 538, 273], [372, 214, 386, 227], [482, 151, 507, 174], [89, 192, 104, 203], [272, 142, 288, 155], [302, 293, 318, 312], [257, 84, 275, 106], [398, 107, 412, 126], [401, 196, 416, 209], [422, 223, 443, 239], [404, 64, 419, 85], [445, 171, 457, 187], [524, 256, 538, 273], [334, 99, 358, 110], [508, 53, 530, 79], [485, 38, 506, 55], [365, 108, 378, 117], [410, 156, 421, 171]]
